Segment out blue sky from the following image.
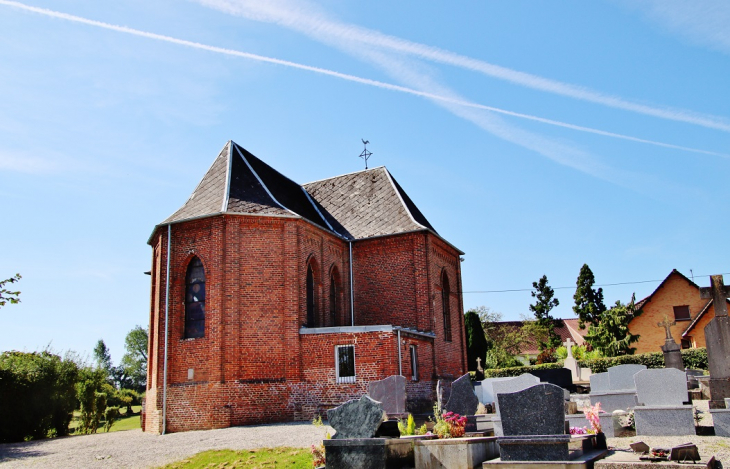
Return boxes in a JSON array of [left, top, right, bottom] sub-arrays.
[[1, 0, 728, 364]]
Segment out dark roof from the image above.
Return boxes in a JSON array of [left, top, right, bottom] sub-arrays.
[[158, 141, 443, 244], [303, 167, 435, 239]]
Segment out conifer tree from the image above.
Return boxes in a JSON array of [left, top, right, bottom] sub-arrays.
[[529, 275, 562, 350], [464, 311, 489, 374], [572, 264, 606, 330], [584, 294, 642, 356]]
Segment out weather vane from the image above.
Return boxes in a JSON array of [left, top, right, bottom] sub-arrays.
[[359, 139, 373, 169]]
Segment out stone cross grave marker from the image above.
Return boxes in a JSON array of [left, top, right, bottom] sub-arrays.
[[657, 315, 676, 340], [564, 338, 574, 359], [700, 275, 730, 408], [701, 275, 730, 317], [476, 357, 484, 373], [563, 337, 580, 382]]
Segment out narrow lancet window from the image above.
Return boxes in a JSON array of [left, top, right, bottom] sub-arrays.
[[307, 263, 316, 327], [185, 257, 205, 338], [442, 271, 452, 342], [330, 270, 338, 327]]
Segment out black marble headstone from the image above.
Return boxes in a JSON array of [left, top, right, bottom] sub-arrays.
[[529, 368, 576, 393], [327, 395, 385, 439], [498, 383, 566, 436]]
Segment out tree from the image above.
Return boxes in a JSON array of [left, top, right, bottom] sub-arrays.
[[471, 306, 527, 369], [0, 273, 21, 309], [119, 326, 148, 392], [573, 264, 606, 330], [464, 311, 489, 375], [584, 294, 642, 357], [93, 340, 113, 379], [529, 275, 563, 350]]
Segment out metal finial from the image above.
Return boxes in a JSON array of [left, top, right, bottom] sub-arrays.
[[359, 139, 372, 169]]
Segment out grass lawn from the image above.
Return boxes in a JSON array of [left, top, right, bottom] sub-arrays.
[[68, 405, 142, 434], [158, 447, 312, 468]]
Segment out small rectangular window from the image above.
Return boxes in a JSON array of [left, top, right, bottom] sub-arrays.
[[410, 345, 418, 381], [336, 345, 355, 384], [673, 305, 691, 321]]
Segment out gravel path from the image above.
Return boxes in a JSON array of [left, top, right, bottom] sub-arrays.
[[0, 423, 334, 468]]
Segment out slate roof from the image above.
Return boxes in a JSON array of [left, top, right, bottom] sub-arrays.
[[158, 141, 444, 244]]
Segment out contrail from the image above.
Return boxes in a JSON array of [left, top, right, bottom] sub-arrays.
[[198, 0, 730, 134], [2, 0, 726, 158]]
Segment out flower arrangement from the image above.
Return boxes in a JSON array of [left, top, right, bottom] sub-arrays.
[[569, 426, 589, 435], [310, 444, 325, 467], [582, 402, 602, 434]]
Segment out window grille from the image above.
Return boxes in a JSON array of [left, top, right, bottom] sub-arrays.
[[336, 345, 356, 384]]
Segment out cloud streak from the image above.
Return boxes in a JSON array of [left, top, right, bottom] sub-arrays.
[[197, 0, 730, 133], [1, 0, 725, 161]]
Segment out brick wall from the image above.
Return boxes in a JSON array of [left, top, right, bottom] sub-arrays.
[[144, 214, 462, 433], [629, 272, 712, 354]]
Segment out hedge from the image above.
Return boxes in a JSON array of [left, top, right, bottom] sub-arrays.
[[577, 347, 707, 373], [470, 362, 564, 380]]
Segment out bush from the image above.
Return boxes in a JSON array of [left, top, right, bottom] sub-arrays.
[[481, 362, 564, 378], [577, 347, 707, 373], [0, 351, 79, 443]]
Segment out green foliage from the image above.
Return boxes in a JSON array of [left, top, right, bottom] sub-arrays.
[[76, 367, 108, 434], [311, 414, 323, 427], [398, 414, 417, 436], [104, 406, 120, 432], [578, 347, 708, 373], [481, 362, 563, 378], [584, 295, 642, 356], [474, 306, 528, 369], [160, 448, 311, 469], [0, 273, 21, 309], [556, 345, 602, 361], [529, 275, 562, 350], [573, 264, 606, 330], [93, 339, 113, 378], [464, 311, 489, 373], [0, 350, 79, 442], [120, 326, 148, 392]]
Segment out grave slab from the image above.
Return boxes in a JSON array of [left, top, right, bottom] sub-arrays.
[[414, 436, 499, 469], [444, 373, 480, 417], [565, 413, 616, 438], [594, 451, 715, 469], [327, 395, 384, 439], [367, 375, 406, 416]]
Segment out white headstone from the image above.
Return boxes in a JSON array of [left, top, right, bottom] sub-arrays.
[[563, 338, 579, 381], [608, 364, 646, 391], [634, 368, 688, 406], [590, 372, 609, 392], [492, 373, 540, 415]]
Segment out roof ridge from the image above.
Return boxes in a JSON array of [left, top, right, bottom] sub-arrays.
[[382, 168, 428, 231], [303, 165, 387, 186], [221, 140, 233, 212]]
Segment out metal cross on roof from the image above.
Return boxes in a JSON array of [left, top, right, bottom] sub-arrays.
[[700, 275, 730, 317], [359, 139, 373, 169]]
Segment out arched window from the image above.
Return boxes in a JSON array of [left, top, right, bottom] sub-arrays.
[[185, 257, 206, 338], [306, 263, 316, 327], [330, 268, 339, 327], [442, 271, 452, 342]]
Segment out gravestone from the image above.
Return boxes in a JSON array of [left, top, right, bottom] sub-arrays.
[[608, 364, 646, 390], [497, 383, 571, 461], [367, 375, 406, 416], [443, 373, 479, 417], [590, 365, 645, 412], [658, 315, 684, 371], [590, 372, 609, 393], [563, 338, 580, 381], [474, 376, 513, 406], [327, 395, 385, 439], [632, 368, 694, 436], [700, 275, 730, 409], [436, 379, 452, 412], [686, 369, 705, 389], [529, 368, 576, 395], [492, 373, 540, 415]]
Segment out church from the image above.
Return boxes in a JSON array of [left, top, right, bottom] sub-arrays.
[[143, 141, 466, 434]]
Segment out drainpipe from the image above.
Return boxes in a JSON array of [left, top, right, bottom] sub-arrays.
[[397, 329, 402, 376], [349, 241, 354, 326], [162, 224, 171, 435]]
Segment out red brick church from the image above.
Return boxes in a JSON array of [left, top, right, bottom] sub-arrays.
[[144, 141, 466, 433]]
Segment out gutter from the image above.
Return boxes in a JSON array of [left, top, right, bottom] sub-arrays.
[[162, 224, 171, 435]]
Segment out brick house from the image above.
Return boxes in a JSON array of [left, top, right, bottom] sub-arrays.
[[143, 141, 467, 434], [628, 269, 729, 354]]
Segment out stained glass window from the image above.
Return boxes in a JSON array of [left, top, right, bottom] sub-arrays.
[[185, 257, 205, 338]]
